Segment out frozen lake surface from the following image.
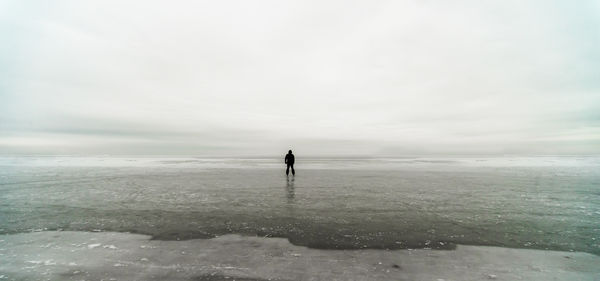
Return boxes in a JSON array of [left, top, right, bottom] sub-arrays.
[[1, 156, 599, 256], [2, 231, 599, 281]]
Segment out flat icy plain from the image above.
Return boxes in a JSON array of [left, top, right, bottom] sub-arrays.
[[1, 231, 599, 281]]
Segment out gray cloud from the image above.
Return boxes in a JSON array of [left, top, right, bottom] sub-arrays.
[[1, 0, 599, 156]]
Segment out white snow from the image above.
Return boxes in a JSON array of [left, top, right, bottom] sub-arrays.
[[1, 231, 598, 281]]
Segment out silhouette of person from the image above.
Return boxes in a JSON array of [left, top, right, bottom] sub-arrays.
[[285, 150, 295, 176]]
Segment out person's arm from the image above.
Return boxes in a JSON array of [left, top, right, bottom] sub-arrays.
[[284, 155, 288, 164]]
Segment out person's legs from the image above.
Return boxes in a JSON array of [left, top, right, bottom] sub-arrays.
[[286, 164, 290, 175], [291, 164, 295, 175]]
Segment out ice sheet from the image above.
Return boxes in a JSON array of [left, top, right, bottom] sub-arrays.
[[1, 231, 599, 281]]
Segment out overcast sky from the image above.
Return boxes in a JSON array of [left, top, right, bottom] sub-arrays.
[[1, 0, 599, 156]]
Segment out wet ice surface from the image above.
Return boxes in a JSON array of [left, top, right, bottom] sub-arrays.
[[1, 231, 599, 281], [0, 156, 599, 255]]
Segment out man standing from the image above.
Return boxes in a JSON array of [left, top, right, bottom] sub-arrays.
[[285, 150, 295, 176]]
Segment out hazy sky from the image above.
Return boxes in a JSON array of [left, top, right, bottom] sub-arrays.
[[1, 0, 599, 156]]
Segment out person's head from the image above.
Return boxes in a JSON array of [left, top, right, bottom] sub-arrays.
[[288, 150, 292, 154]]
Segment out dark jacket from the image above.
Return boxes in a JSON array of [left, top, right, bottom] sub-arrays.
[[285, 154, 295, 165]]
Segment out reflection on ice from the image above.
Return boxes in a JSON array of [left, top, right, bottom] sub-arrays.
[[286, 176, 295, 202]]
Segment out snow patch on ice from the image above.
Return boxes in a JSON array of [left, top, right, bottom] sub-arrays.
[[87, 243, 101, 249]]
